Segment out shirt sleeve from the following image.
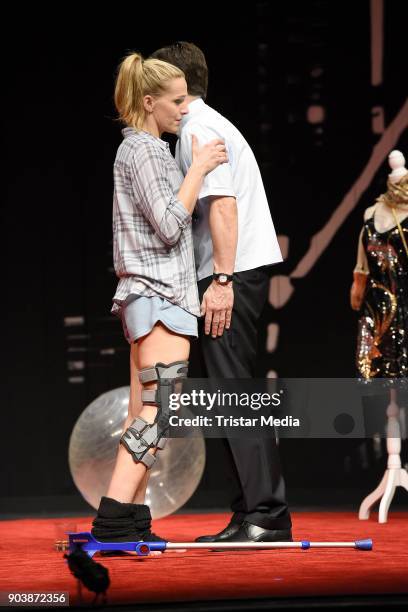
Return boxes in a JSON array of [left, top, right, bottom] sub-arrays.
[[129, 142, 191, 246], [179, 124, 236, 200]]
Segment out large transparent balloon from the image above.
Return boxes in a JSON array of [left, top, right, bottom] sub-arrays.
[[68, 387, 205, 518]]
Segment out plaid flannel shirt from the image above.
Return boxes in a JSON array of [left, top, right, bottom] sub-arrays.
[[111, 128, 200, 317]]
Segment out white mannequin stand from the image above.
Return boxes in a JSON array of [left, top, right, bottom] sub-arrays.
[[358, 150, 408, 523], [359, 389, 408, 523]]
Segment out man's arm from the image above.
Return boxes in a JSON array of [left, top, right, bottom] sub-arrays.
[[201, 196, 238, 337]]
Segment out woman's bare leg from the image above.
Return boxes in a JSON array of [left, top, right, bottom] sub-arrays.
[[106, 323, 190, 503], [128, 344, 149, 503]]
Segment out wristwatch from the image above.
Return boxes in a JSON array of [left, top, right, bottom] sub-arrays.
[[213, 272, 234, 285]]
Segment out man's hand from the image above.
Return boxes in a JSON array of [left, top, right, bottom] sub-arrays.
[[201, 282, 234, 338]]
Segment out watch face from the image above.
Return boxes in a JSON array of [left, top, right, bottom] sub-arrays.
[[219, 274, 227, 283]]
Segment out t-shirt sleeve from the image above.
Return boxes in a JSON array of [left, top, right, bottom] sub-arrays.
[[180, 123, 236, 200]]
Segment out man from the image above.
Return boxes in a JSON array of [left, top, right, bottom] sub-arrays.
[[151, 42, 292, 542]]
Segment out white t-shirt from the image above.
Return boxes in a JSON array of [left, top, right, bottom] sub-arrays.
[[176, 98, 282, 281]]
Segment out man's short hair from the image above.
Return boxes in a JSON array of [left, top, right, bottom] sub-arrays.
[[150, 41, 208, 100]]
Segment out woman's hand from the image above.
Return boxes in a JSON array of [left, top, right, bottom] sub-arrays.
[[191, 134, 228, 175]]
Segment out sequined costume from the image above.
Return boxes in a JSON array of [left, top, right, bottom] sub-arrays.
[[357, 214, 408, 379]]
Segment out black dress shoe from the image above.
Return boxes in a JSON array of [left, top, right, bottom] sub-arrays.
[[195, 518, 242, 543], [219, 521, 293, 542]]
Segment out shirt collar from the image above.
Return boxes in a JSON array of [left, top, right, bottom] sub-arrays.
[[122, 127, 170, 151]]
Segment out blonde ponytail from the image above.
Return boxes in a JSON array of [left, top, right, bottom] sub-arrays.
[[114, 51, 184, 130]]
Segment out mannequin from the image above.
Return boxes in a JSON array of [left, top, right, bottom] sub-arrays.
[[350, 150, 408, 522]]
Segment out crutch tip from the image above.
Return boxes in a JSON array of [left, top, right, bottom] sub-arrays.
[[355, 538, 373, 550]]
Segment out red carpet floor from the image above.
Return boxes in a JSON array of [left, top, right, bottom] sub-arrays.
[[0, 512, 407, 607]]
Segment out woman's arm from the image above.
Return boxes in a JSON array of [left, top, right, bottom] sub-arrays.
[[354, 227, 369, 274], [350, 227, 369, 311], [130, 137, 226, 246]]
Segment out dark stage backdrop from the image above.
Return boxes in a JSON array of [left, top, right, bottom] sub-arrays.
[[2, 2, 408, 513]]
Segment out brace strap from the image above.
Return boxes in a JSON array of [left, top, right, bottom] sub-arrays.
[[121, 417, 167, 469], [138, 367, 158, 385], [142, 389, 158, 404]]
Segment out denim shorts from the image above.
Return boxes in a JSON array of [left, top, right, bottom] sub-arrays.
[[121, 295, 198, 343]]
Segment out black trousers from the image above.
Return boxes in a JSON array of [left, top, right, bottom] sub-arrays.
[[192, 267, 291, 530]]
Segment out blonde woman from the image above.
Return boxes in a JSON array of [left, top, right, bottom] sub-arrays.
[[91, 52, 227, 543]]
